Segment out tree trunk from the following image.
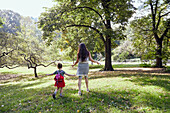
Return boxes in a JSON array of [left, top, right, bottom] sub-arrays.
[[155, 40, 163, 68], [104, 37, 114, 71], [34, 67, 38, 77]]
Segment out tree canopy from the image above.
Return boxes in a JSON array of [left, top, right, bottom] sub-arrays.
[[38, 0, 135, 70], [0, 10, 21, 34]]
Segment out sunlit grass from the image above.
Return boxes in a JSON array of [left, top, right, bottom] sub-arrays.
[[0, 65, 77, 75], [0, 65, 170, 112], [0, 64, 143, 75]]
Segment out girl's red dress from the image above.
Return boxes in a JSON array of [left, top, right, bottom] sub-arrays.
[[54, 75, 65, 87]]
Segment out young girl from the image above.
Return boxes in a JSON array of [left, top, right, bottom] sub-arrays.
[[72, 43, 100, 95], [47, 63, 75, 99]]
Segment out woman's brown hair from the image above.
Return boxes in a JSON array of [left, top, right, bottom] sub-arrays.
[[78, 43, 89, 62]]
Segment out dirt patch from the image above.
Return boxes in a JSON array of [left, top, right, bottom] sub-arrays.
[[0, 74, 23, 81]]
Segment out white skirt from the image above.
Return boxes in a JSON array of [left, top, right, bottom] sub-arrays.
[[76, 62, 89, 76]]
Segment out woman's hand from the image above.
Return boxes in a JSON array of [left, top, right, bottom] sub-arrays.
[[97, 61, 101, 65]]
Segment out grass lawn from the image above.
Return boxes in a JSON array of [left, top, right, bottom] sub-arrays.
[[0, 65, 170, 113]]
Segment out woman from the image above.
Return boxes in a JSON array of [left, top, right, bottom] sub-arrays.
[[72, 43, 100, 95]]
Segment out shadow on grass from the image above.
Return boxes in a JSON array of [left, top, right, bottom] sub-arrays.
[[0, 82, 169, 113], [88, 71, 170, 91], [0, 74, 53, 84], [0, 70, 170, 112], [123, 74, 170, 91]]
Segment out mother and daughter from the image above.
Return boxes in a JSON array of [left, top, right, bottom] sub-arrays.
[[47, 43, 100, 99]]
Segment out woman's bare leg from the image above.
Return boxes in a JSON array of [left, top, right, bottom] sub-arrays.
[[78, 77, 82, 95], [85, 76, 89, 91]]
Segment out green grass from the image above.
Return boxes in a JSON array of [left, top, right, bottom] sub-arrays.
[[0, 64, 141, 75], [0, 65, 170, 113], [0, 65, 77, 75], [112, 64, 140, 68]]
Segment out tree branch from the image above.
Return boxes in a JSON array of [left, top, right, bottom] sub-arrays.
[[156, 8, 164, 30], [160, 27, 169, 41], [0, 65, 20, 69], [150, 0, 156, 29], [0, 49, 15, 58], [154, 0, 159, 17], [66, 24, 106, 43], [20, 54, 33, 68], [160, 11, 170, 17], [29, 54, 37, 66], [37, 59, 58, 67], [74, 6, 106, 25]]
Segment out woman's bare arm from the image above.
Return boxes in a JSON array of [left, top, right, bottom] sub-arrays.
[[65, 73, 76, 76], [72, 54, 79, 67], [89, 52, 101, 65]]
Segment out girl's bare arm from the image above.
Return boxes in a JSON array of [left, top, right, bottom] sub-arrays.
[[46, 73, 54, 76]]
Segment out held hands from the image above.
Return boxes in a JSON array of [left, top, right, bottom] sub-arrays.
[[71, 64, 74, 67], [70, 74, 76, 76], [46, 74, 53, 76], [96, 61, 101, 65]]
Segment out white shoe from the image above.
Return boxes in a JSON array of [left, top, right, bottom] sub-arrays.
[[87, 89, 90, 92], [78, 91, 82, 96]]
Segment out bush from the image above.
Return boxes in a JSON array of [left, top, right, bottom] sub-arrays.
[[139, 63, 151, 67], [89, 65, 104, 69]]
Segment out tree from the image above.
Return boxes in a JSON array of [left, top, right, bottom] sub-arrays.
[[17, 16, 58, 77], [0, 10, 21, 34], [38, 0, 135, 71], [0, 14, 58, 77], [112, 40, 136, 62], [130, 0, 170, 67], [20, 53, 57, 78], [0, 10, 23, 69], [0, 17, 3, 27], [0, 32, 22, 69]]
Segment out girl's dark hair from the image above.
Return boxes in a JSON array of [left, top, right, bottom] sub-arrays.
[[57, 63, 62, 69], [78, 43, 89, 62]]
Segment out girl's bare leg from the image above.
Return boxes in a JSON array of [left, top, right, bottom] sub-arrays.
[[53, 87, 59, 99], [85, 76, 89, 92], [54, 87, 59, 95], [60, 87, 63, 97]]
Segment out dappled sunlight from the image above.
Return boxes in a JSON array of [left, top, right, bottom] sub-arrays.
[[0, 68, 169, 112], [22, 81, 53, 89]]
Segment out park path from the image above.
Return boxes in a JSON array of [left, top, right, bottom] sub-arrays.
[[115, 67, 165, 71]]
